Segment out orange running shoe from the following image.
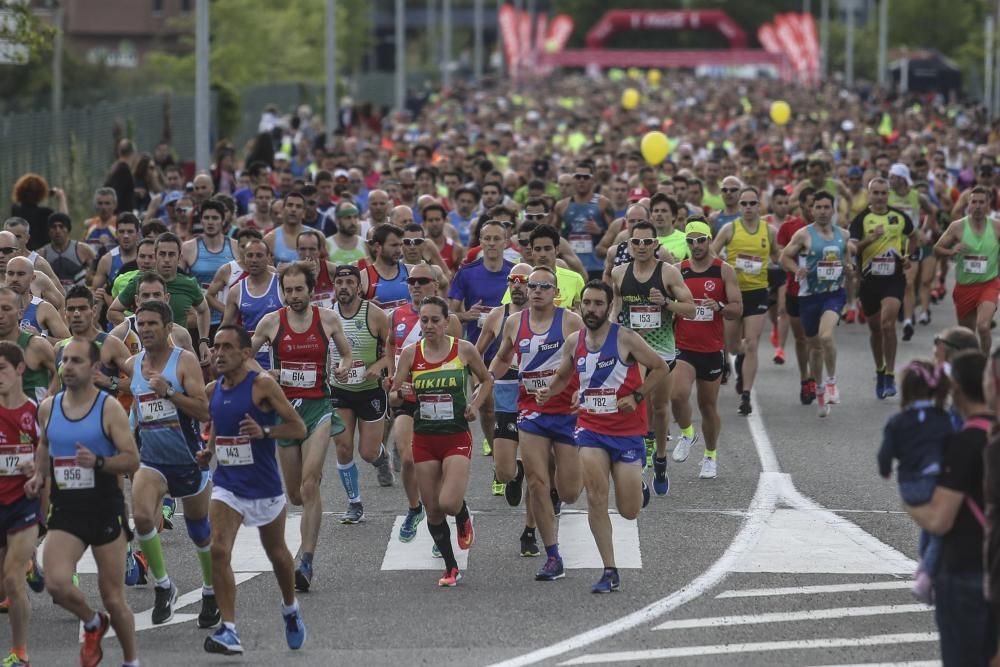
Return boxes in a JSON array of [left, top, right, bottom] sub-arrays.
[[769, 326, 779, 348], [80, 611, 110, 667]]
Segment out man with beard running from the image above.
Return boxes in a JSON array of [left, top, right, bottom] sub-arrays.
[[361, 224, 412, 316], [249, 262, 353, 590], [538, 280, 666, 592], [554, 160, 612, 281]]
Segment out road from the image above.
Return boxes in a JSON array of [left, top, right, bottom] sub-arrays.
[[23, 308, 958, 666]]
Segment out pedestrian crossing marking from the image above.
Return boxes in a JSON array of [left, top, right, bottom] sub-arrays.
[[381, 515, 470, 570]]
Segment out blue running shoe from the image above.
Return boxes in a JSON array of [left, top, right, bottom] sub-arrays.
[[652, 458, 669, 496], [431, 543, 442, 558], [204, 625, 243, 655], [535, 555, 565, 581], [283, 608, 307, 650], [642, 480, 651, 509], [124, 548, 140, 587], [883, 373, 897, 398], [26, 551, 43, 593], [876, 371, 886, 399], [399, 505, 425, 543], [294, 560, 312, 592], [591, 569, 621, 594]]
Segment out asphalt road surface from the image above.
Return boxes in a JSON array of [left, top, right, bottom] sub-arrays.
[[23, 305, 963, 666]]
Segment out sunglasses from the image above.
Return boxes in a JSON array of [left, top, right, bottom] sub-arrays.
[[406, 276, 434, 286], [402, 238, 426, 247], [933, 335, 962, 350], [629, 238, 657, 247], [500, 221, 515, 228], [527, 281, 555, 291], [574, 173, 592, 180], [518, 238, 531, 247], [739, 200, 759, 207], [686, 236, 709, 245], [507, 274, 529, 284], [721, 187, 740, 194], [524, 213, 546, 221], [0, 247, 17, 255]]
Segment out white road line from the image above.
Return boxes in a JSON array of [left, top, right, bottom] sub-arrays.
[[716, 580, 913, 598], [805, 662, 940, 667], [556, 514, 642, 569], [381, 515, 470, 570], [556, 633, 940, 665], [746, 392, 781, 473], [653, 603, 930, 630]]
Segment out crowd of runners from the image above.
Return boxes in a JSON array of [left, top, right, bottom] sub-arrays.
[[1, 71, 999, 665]]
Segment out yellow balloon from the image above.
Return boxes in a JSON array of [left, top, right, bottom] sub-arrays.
[[621, 88, 640, 110], [647, 69, 662, 85], [627, 67, 641, 80], [640, 131, 670, 166], [770, 100, 791, 126]]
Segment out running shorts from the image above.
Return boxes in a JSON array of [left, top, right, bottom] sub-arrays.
[[412, 431, 473, 463], [517, 411, 577, 446], [212, 486, 285, 528], [859, 276, 906, 317], [574, 429, 646, 466], [140, 462, 210, 498], [741, 288, 770, 317], [799, 289, 847, 338], [278, 397, 340, 447], [48, 500, 130, 547], [785, 293, 801, 318], [332, 387, 388, 423], [953, 278, 1000, 321], [0, 495, 41, 548], [676, 349, 725, 382], [392, 399, 417, 419], [494, 411, 519, 442]]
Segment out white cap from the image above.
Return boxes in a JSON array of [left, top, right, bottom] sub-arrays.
[[274, 152, 290, 162], [888, 163, 912, 185]]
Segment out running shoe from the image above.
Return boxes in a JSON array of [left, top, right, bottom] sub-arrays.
[[204, 624, 243, 655], [161, 497, 175, 530], [1, 653, 28, 667], [734, 354, 745, 394], [773, 347, 785, 364], [641, 480, 650, 509], [491, 476, 506, 496], [535, 555, 565, 581], [876, 370, 887, 399], [80, 611, 110, 667], [800, 379, 812, 405], [720, 357, 731, 385], [769, 326, 779, 348], [198, 593, 221, 628], [918, 310, 931, 325], [591, 569, 621, 594], [826, 381, 840, 404], [341, 501, 365, 524], [520, 532, 540, 557], [152, 582, 177, 625], [883, 373, 897, 398], [376, 456, 394, 487], [738, 391, 751, 416], [652, 457, 669, 496], [902, 320, 915, 342], [431, 544, 441, 558], [482, 439, 492, 456], [456, 510, 475, 550], [550, 488, 562, 517], [283, 607, 307, 650], [399, 505, 425, 543], [133, 549, 148, 585], [817, 392, 830, 418], [672, 433, 698, 463], [699, 457, 717, 479], [294, 560, 312, 592], [844, 307, 856, 324], [438, 567, 462, 587], [504, 460, 524, 507], [25, 551, 43, 593], [124, 547, 140, 587]]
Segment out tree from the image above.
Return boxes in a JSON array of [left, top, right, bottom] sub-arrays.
[[0, 0, 54, 64]]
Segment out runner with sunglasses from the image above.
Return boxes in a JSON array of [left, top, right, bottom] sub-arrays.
[[398, 221, 452, 280], [708, 176, 744, 236], [711, 186, 780, 416], [611, 221, 696, 494], [504, 225, 585, 310], [554, 160, 612, 281], [520, 201, 588, 279]]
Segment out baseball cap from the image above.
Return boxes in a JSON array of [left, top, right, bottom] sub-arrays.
[[685, 220, 713, 239], [162, 190, 183, 205], [334, 169, 350, 181], [334, 264, 361, 280], [628, 187, 650, 202], [847, 166, 864, 178], [888, 163, 912, 185]]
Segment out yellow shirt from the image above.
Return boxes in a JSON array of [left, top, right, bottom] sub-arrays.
[[725, 218, 771, 292], [501, 265, 584, 308]]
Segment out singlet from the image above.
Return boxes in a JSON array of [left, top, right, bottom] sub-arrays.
[[848, 206, 913, 279], [489, 305, 520, 414], [46, 392, 121, 508], [448, 210, 477, 246], [327, 235, 367, 265], [239, 275, 282, 370], [130, 347, 200, 466], [657, 230, 689, 262], [209, 371, 281, 499], [702, 189, 725, 212], [798, 224, 848, 297], [563, 194, 606, 273], [675, 258, 726, 354], [411, 337, 468, 436], [191, 238, 236, 324], [272, 306, 330, 400], [725, 218, 770, 292], [272, 228, 299, 265], [439, 237, 459, 273], [312, 261, 335, 308], [620, 261, 676, 361], [889, 188, 925, 241], [713, 209, 742, 236], [955, 217, 1000, 285], [18, 296, 46, 336], [107, 247, 125, 284], [84, 221, 116, 253], [332, 300, 380, 392], [120, 315, 143, 355], [573, 323, 646, 436], [221, 259, 247, 308], [16, 331, 49, 404], [43, 240, 86, 287], [515, 308, 578, 414], [392, 305, 421, 407], [0, 399, 38, 505], [365, 262, 410, 315]]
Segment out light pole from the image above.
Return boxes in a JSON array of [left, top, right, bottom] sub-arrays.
[[442, 0, 452, 88], [325, 0, 338, 139], [395, 0, 405, 113], [877, 0, 888, 87], [195, 0, 210, 171], [474, 0, 484, 82]]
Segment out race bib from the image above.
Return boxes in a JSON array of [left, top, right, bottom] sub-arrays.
[[629, 305, 661, 330], [690, 299, 715, 322], [419, 394, 454, 421], [345, 360, 367, 385], [734, 254, 763, 275], [522, 369, 555, 395], [312, 292, 334, 309], [216, 435, 254, 466], [53, 456, 94, 490], [280, 361, 317, 388], [816, 261, 843, 282], [569, 234, 594, 255], [964, 255, 989, 275], [137, 392, 178, 422], [870, 255, 896, 276], [0, 444, 33, 476], [582, 387, 617, 414]]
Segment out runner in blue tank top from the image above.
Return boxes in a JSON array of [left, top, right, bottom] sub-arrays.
[[360, 224, 413, 315], [182, 200, 238, 326], [264, 192, 308, 266], [27, 337, 140, 667], [709, 176, 744, 236], [555, 160, 611, 280], [204, 325, 307, 657], [222, 239, 282, 370]]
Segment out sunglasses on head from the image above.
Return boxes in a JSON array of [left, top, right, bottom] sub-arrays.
[[528, 281, 555, 290], [629, 238, 656, 247], [407, 276, 434, 286], [507, 274, 529, 284], [402, 238, 425, 246], [686, 236, 709, 245], [721, 187, 740, 194]]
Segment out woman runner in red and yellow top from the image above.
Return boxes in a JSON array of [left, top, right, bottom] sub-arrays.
[[390, 296, 492, 588]]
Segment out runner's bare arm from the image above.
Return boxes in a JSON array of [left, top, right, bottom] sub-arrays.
[[934, 219, 965, 257], [180, 238, 198, 271], [175, 350, 211, 422], [24, 399, 53, 496], [781, 228, 809, 273], [475, 307, 502, 356], [205, 262, 232, 311], [249, 311, 278, 357], [100, 396, 140, 475], [366, 305, 391, 376], [720, 263, 743, 320], [221, 286, 241, 327], [487, 315, 519, 379], [172, 325, 196, 353], [596, 218, 623, 260], [322, 308, 353, 382], [39, 302, 70, 341], [461, 340, 493, 417], [619, 327, 668, 411], [558, 239, 588, 280], [389, 343, 415, 398], [253, 373, 306, 441], [609, 264, 625, 322], [447, 313, 463, 338], [710, 223, 732, 256], [662, 264, 696, 319], [107, 295, 127, 325], [32, 338, 59, 398]]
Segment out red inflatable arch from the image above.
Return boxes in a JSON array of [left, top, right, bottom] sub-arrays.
[[585, 9, 748, 50]]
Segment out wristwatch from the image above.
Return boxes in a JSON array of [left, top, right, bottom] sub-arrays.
[[164, 385, 176, 399], [262, 426, 272, 439], [200, 337, 211, 346], [632, 389, 645, 404]]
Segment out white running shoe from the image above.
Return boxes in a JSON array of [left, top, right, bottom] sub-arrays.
[[826, 382, 840, 404], [817, 393, 830, 418], [672, 433, 698, 462], [699, 457, 717, 479]]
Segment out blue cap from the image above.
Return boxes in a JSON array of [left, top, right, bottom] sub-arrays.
[[847, 166, 864, 178], [162, 190, 183, 205]]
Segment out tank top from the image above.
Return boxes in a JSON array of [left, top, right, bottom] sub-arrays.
[[272, 306, 329, 400], [239, 274, 282, 370], [657, 230, 689, 262], [43, 240, 86, 287], [515, 308, 578, 414], [18, 296, 45, 336], [713, 210, 742, 236], [573, 323, 646, 435], [0, 399, 38, 505], [955, 217, 1000, 285], [799, 224, 847, 297], [365, 262, 410, 315], [675, 258, 726, 354], [440, 237, 459, 273], [46, 392, 121, 508], [889, 189, 922, 236], [107, 246, 125, 284], [726, 218, 770, 292], [312, 260, 335, 308], [620, 261, 676, 361], [272, 228, 299, 265], [392, 304, 422, 367], [326, 235, 367, 265], [130, 347, 200, 465], [16, 331, 49, 404], [411, 337, 468, 436], [121, 315, 143, 355], [191, 238, 236, 324], [209, 371, 281, 499], [332, 300, 380, 392], [563, 194, 605, 272], [490, 305, 520, 413]]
